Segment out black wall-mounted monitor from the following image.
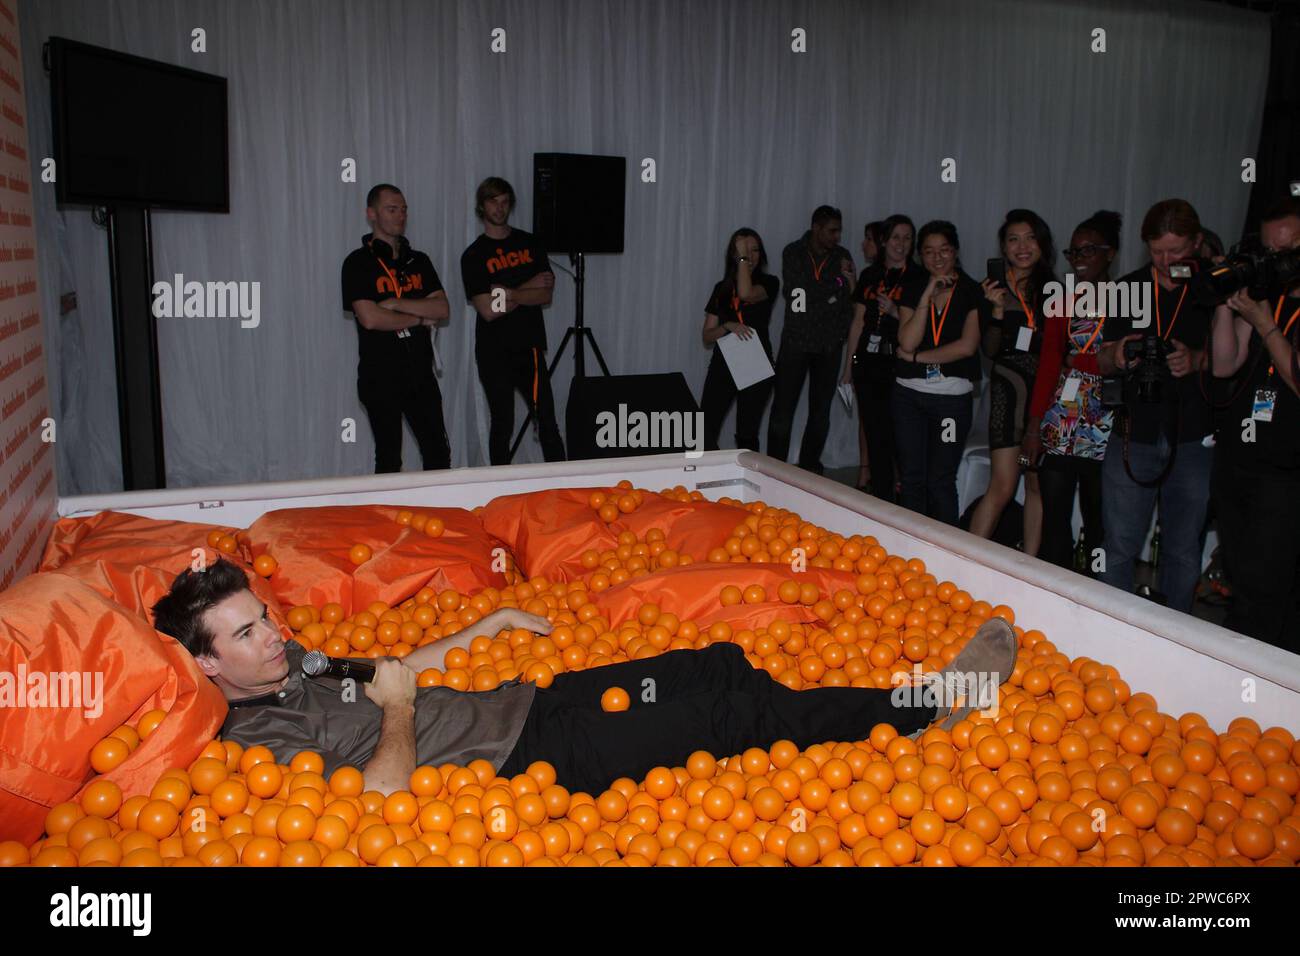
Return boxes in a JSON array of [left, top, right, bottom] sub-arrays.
[[48, 36, 229, 212]]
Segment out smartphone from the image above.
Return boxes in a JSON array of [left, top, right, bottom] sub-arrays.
[[986, 257, 1007, 287]]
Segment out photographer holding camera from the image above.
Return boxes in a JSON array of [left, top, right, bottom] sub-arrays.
[[1210, 195, 1300, 649], [1096, 199, 1220, 614]]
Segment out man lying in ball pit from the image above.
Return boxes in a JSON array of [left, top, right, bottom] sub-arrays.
[[153, 558, 1017, 796]]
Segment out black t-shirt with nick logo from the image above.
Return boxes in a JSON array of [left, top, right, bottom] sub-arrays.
[[460, 228, 553, 353], [340, 233, 442, 379]]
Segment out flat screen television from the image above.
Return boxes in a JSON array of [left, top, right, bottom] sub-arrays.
[[48, 37, 229, 212]]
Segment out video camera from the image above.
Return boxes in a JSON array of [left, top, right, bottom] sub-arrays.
[[1170, 245, 1300, 303]]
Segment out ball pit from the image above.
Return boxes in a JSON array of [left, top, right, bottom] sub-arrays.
[[19, 454, 1298, 868]]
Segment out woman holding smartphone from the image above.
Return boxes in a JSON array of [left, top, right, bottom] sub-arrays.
[[970, 209, 1058, 555], [699, 228, 780, 452], [842, 215, 921, 500], [893, 221, 983, 524], [1025, 211, 1120, 572]]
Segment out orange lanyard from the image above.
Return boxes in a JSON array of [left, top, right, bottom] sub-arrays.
[[1068, 296, 1105, 355], [730, 293, 745, 326], [878, 266, 908, 300], [1007, 272, 1035, 330], [809, 253, 830, 282], [1151, 267, 1187, 341], [1266, 296, 1300, 378], [376, 257, 402, 299], [930, 283, 955, 347]]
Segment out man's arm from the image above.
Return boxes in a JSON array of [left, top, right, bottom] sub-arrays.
[[470, 272, 555, 319], [361, 660, 418, 796], [384, 290, 450, 326], [401, 608, 551, 672], [351, 299, 424, 331]]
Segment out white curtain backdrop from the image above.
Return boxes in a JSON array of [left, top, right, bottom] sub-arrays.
[[19, 0, 1270, 494]]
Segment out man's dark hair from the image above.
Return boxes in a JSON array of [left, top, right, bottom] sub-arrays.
[[475, 177, 516, 221], [1141, 198, 1201, 243], [811, 205, 842, 227], [1261, 195, 1300, 226], [152, 558, 252, 659], [366, 183, 402, 208]]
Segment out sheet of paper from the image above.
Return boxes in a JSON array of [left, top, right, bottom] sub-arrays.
[[716, 331, 775, 391], [837, 382, 854, 412]]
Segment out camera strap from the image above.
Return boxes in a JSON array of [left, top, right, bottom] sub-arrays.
[[1119, 407, 1179, 489], [1152, 267, 1187, 341]]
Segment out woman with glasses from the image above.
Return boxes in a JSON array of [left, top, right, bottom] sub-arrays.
[[842, 215, 922, 499], [971, 210, 1058, 555], [1025, 211, 1121, 572], [892, 221, 983, 524], [699, 228, 780, 452]]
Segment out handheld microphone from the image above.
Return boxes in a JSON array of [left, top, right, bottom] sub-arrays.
[[302, 651, 376, 683]]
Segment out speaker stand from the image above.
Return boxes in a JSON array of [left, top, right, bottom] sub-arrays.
[[508, 251, 609, 461], [100, 204, 167, 490]]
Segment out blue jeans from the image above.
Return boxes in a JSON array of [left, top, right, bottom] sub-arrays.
[[891, 385, 973, 526], [1100, 431, 1213, 613]]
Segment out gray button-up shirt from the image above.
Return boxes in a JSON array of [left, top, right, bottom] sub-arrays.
[[220, 641, 536, 776]]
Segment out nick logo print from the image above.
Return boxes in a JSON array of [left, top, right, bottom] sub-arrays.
[[374, 273, 424, 296], [485, 247, 534, 274]]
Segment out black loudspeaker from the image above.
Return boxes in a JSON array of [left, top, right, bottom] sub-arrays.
[[533, 153, 626, 254], [567, 373, 701, 461]]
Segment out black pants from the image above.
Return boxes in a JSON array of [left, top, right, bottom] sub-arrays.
[[357, 369, 451, 473], [498, 643, 936, 795], [476, 345, 566, 465], [852, 357, 897, 502], [1214, 452, 1300, 651], [891, 385, 973, 526], [700, 344, 775, 452], [766, 342, 841, 473], [1037, 453, 1103, 573]]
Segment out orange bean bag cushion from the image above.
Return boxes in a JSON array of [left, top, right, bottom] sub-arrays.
[[0, 573, 228, 844], [480, 488, 750, 581], [39, 510, 287, 629], [245, 505, 511, 615]]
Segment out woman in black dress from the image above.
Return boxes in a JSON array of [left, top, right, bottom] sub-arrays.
[[970, 209, 1058, 555]]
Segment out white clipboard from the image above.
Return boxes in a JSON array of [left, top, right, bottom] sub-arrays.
[[716, 331, 775, 391]]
